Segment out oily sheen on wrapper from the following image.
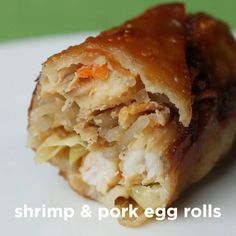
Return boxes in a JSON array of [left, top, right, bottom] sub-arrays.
[[28, 3, 236, 226]]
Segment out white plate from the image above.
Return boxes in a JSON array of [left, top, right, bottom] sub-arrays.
[[0, 33, 236, 236]]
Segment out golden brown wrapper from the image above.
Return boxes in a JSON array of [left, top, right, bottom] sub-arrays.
[[28, 3, 236, 227], [44, 3, 192, 126]]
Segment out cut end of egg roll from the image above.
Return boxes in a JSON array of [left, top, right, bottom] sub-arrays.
[[28, 3, 236, 227]]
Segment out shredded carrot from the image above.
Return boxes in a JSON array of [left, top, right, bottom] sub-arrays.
[[93, 64, 109, 80], [76, 64, 109, 80], [76, 66, 93, 78], [122, 91, 129, 96]]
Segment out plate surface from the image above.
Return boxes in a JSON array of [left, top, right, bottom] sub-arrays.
[[0, 33, 236, 236]]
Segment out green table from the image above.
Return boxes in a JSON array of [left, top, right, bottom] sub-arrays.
[[1, 0, 235, 42]]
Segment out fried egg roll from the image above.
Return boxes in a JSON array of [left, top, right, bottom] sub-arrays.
[[28, 3, 236, 226]]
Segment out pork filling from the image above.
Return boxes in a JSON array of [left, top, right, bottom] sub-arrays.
[[28, 61, 177, 208]]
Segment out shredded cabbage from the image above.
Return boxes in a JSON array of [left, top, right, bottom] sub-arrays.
[[69, 146, 88, 165], [31, 101, 62, 117], [130, 184, 164, 209], [35, 134, 87, 164], [35, 146, 63, 164]]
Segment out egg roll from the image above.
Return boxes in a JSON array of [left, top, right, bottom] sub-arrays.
[[28, 3, 236, 226]]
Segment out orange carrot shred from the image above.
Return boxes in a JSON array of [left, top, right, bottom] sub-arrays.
[[76, 64, 109, 80], [93, 64, 109, 80], [122, 91, 129, 96], [76, 66, 93, 78]]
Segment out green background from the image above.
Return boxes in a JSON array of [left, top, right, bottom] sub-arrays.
[[1, 0, 235, 42]]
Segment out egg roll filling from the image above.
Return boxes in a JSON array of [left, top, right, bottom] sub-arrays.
[[28, 57, 180, 211]]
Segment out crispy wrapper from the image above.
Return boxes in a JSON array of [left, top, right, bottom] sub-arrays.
[[28, 3, 236, 226]]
